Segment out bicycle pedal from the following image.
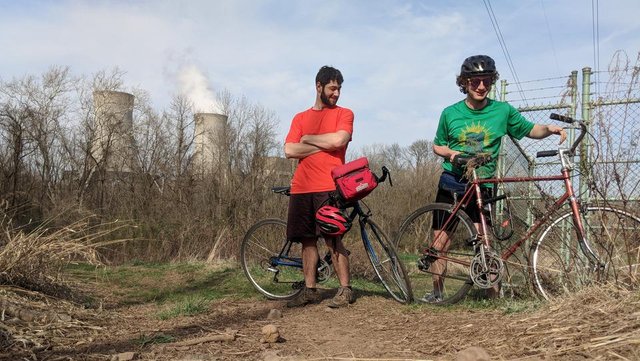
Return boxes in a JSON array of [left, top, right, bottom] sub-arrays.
[[417, 257, 431, 272], [267, 267, 279, 273], [417, 248, 439, 271]]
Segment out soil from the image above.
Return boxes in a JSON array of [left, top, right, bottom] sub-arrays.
[[3, 282, 639, 361]]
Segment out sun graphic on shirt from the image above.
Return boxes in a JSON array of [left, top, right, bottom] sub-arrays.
[[459, 122, 492, 154]]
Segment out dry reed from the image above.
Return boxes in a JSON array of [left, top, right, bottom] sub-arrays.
[[0, 212, 131, 292], [502, 284, 640, 359]]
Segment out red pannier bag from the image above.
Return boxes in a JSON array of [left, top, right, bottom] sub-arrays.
[[331, 157, 378, 203]]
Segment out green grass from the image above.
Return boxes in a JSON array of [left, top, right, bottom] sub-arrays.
[[67, 261, 261, 318], [66, 259, 542, 320], [134, 333, 176, 346], [157, 296, 209, 320]]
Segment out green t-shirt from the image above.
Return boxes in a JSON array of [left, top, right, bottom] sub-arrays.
[[434, 98, 534, 178]]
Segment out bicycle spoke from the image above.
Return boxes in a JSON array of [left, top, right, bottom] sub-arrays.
[[362, 220, 412, 304], [532, 207, 640, 300], [241, 219, 303, 300], [394, 204, 476, 305]]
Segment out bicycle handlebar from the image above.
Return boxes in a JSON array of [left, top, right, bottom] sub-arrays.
[[377, 166, 393, 186], [549, 112, 574, 123], [452, 153, 492, 168], [271, 165, 393, 199], [536, 113, 587, 158]]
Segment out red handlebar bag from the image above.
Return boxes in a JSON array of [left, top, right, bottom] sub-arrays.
[[331, 157, 378, 203]]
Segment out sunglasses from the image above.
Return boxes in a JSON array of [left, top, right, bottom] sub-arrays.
[[468, 77, 494, 88]]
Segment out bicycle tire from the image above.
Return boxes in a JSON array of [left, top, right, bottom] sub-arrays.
[[240, 219, 303, 300], [531, 206, 640, 300], [361, 219, 413, 304], [394, 203, 477, 305]]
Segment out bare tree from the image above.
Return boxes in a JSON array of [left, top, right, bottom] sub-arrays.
[[0, 66, 77, 215]]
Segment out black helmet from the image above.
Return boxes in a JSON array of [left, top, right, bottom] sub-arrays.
[[460, 55, 497, 77]]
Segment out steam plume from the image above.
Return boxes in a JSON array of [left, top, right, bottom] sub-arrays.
[[178, 64, 223, 114]]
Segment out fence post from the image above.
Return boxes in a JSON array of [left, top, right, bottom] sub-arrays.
[[497, 80, 507, 178], [580, 67, 593, 203]]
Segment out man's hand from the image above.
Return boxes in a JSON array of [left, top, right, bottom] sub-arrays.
[[528, 124, 567, 144], [548, 125, 567, 144]]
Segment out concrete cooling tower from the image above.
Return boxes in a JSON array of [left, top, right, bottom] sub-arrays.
[[91, 90, 137, 173], [194, 113, 228, 171]]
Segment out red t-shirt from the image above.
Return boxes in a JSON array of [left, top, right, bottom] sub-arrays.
[[285, 106, 354, 194]]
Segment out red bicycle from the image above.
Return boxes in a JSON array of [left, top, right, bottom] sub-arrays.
[[394, 113, 640, 304]]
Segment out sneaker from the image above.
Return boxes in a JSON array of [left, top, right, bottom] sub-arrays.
[[418, 292, 443, 303], [286, 287, 320, 308], [327, 286, 355, 308]]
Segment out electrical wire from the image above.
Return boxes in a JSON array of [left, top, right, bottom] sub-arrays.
[[540, 0, 561, 75], [592, 0, 601, 96], [483, 0, 528, 105]]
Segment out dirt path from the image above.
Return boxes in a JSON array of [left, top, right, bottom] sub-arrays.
[[4, 283, 639, 360], [46, 292, 511, 361]]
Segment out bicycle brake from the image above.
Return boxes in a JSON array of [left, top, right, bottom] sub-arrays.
[[466, 236, 480, 247]]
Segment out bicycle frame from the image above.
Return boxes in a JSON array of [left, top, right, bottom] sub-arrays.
[[270, 201, 369, 268], [265, 181, 386, 285], [434, 121, 603, 271], [461, 162, 598, 264]]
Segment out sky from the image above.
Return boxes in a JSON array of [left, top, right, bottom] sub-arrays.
[[1, 0, 639, 152]]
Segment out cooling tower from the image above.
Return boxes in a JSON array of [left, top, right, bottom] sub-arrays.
[[194, 113, 227, 171], [91, 90, 136, 173]]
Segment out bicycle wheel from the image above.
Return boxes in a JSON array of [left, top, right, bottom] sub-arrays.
[[241, 219, 303, 300], [361, 219, 413, 304], [394, 203, 477, 305], [531, 207, 640, 300]]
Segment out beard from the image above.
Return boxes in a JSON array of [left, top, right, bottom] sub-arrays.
[[320, 90, 337, 107]]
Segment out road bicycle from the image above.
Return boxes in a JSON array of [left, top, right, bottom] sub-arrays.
[[394, 113, 640, 304], [241, 167, 413, 304]]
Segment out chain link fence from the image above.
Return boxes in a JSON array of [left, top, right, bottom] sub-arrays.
[[496, 62, 640, 213], [483, 56, 640, 292]]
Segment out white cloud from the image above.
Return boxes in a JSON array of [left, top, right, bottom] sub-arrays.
[[1, 0, 639, 150]]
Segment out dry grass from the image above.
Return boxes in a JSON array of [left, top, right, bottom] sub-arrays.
[[0, 212, 134, 358], [0, 286, 106, 360], [501, 284, 640, 359], [0, 212, 132, 295]]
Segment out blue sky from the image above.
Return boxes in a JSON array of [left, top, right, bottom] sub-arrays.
[[1, 0, 639, 151]]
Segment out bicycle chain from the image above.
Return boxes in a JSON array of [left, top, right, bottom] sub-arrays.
[[469, 249, 504, 289]]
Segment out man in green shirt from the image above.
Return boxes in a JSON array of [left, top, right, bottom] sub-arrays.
[[426, 55, 567, 302]]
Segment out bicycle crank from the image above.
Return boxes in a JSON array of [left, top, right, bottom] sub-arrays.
[[316, 256, 332, 283], [469, 249, 504, 289]]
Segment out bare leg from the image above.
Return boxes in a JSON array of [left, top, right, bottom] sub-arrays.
[[430, 229, 450, 297], [301, 237, 319, 288], [325, 237, 350, 287]]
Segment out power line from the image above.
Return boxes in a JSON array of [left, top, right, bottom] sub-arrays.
[[483, 0, 528, 105], [540, 0, 561, 74], [592, 0, 600, 96]]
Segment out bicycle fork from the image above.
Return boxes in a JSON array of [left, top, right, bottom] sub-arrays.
[[565, 180, 606, 272]]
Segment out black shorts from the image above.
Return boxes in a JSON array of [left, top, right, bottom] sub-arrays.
[[287, 191, 333, 242], [433, 172, 493, 230]]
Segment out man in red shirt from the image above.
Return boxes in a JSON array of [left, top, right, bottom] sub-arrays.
[[284, 66, 354, 308]]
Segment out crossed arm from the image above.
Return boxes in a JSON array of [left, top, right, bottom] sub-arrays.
[[284, 130, 351, 159]]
